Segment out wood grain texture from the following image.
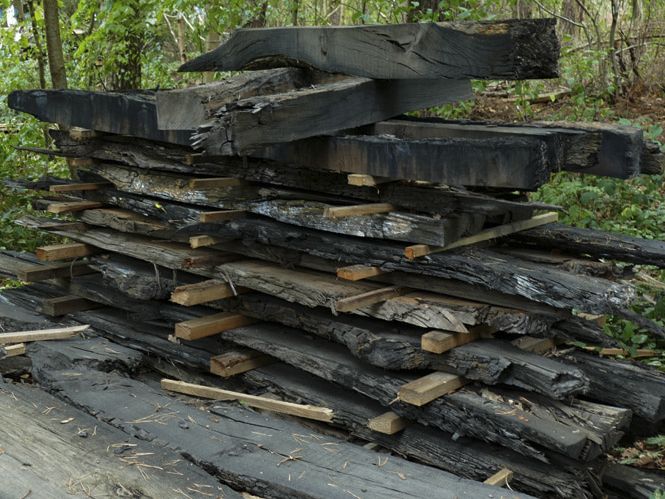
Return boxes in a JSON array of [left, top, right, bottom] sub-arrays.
[[180, 19, 560, 80], [0, 324, 89, 344]]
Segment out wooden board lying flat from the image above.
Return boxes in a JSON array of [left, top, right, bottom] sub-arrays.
[[398, 372, 466, 406], [0, 325, 89, 345], [337, 264, 385, 281], [210, 350, 274, 378], [335, 286, 404, 312], [49, 182, 108, 192], [368, 411, 408, 435], [161, 379, 335, 422], [324, 203, 394, 219], [421, 329, 482, 354], [171, 279, 246, 306], [1, 343, 26, 358], [16, 261, 94, 282], [175, 312, 257, 340], [200, 210, 247, 222], [484, 468, 514, 487], [42, 295, 99, 316], [180, 19, 559, 80], [35, 243, 96, 261]]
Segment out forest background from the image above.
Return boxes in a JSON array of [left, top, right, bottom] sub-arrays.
[[1, 0, 665, 468]]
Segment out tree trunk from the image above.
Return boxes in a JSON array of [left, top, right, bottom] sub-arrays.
[[110, 0, 143, 90], [42, 0, 67, 89]]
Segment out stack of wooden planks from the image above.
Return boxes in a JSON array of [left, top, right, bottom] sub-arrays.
[[5, 18, 665, 498]]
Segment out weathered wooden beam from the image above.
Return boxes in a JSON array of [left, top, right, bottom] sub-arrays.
[[161, 379, 335, 422], [42, 295, 99, 316], [398, 372, 466, 406], [175, 312, 257, 341], [8, 89, 191, 144], [255, 134, 551, 190], [171, 279, 247, 306], [156, 68, 311, 130], [15, 261, 95, 282], [374, 118, 646, 179], [367, 411, 408, 435], [79, 208, 173, 238], [180, 19, 560, 80], [484, 468, 513, 487], [0, 325, 89, 345], [210, 349, 274, 378], [511, 223, 665, 268], [421, 329, 481, 354], [45, 200, 103, 214], [404, 212, 558, 259], [194, 77, 473, 154], [35, 243, 96, 261]]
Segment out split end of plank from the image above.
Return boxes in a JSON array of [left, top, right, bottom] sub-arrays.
[[323, 203, 395, 219], [397, 372, 466, 407], [484, 468, 513, 487], [336, 264, 385, 281], [334, 286, 403, 313], [161, 379, 335, 422], [367, 411, 408, 435]]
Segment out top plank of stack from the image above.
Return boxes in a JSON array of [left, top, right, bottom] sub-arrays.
[[179, 18, 560, 80]]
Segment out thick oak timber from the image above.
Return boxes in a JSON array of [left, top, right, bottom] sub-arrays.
[[195, 77, 472, 154], [171, 279, 247, 306], [8, 89, 191, 144], [0, 324, 89, 345], [374, 117, 647, 178], [161, 379, 335, 422], [35, 243, 96, 261], [253, 133, 552, 190], [174, 312, 257, 340], [367, 411, 408, 434], [210, 349, 274, 377], [42, 295, 99, 316], [249, 199, 485, 245], [219, 322, 626, 461], [398, 372, 466, 406], [180, 19, 560, 80], [156, 68, 311, 129], [50, 132, 551, 218], [195, 218, 634, 313], [404, 212, 558, 259], [15, 261, 94, 282], [511, 223, 665, 268]]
